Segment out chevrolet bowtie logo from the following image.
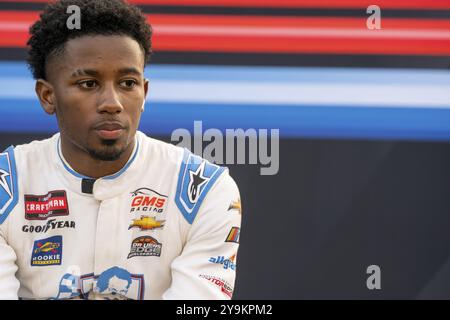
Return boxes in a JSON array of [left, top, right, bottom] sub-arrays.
[[129, 216, 165, 231], [228, 199, 242, 215]]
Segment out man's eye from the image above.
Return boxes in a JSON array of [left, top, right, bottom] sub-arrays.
[[78, 80, 97, 89], [120, 80, 137, 88]]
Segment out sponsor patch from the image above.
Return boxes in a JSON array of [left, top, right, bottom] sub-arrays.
[[225, 227, 240, 244], [22, 219, 75, 233], [209, 254, 236, 270], [0, 147, 18, 224], [51, 267, 146, 300], [128, 216, 165, 231], [199, 274, 234, 298], [228, 199, 242, 215], [31, 235, 63, 266], [91, 267, 145, 300], [175, 150, 226, 224], [130, 188, 167, 215], [25, 190, 69, 220], [127, 236, 162, 259]]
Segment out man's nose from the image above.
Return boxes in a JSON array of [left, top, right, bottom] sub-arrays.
[[97, 84, 124, 114]]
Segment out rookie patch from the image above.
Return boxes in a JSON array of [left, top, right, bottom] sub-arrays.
[[31, 235, 63, 266]]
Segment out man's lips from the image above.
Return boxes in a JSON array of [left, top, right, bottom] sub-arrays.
[[93, 122, 126, 140], [93, 122, 125, 131]]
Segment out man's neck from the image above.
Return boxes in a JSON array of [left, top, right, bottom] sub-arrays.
[[59, 137, 136, 179]]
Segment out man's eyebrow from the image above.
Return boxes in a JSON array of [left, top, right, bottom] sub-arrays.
[[117, 68, 142, 76], [70, 69, 99, 77], [70, 68, 142, 77]]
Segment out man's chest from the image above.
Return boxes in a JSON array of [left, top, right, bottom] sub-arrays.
[[7, 179, 185, 299]]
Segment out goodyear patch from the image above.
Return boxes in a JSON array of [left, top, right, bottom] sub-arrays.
[[31, 236, 63, 266], [0, 147, 18, 225], [175, 149, 225, 224]]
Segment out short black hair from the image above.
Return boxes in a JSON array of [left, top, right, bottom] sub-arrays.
[[27, 0, 153, 80]]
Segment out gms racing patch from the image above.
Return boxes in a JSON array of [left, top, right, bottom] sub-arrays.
[[129, 188, 168, 215], [0, 147, 18, 225], [175, 149, 225, 224], [31, 236, 63, 266]]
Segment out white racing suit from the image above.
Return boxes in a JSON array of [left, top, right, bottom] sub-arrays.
[[0, 131, 242, 300]]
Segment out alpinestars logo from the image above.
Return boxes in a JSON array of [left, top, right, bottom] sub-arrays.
[[0, 169, 11, 198], [188, 161, 207, 204], [0, 149, 17, 223]]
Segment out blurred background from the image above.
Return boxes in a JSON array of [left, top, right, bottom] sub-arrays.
[[1, 0, 450, 299]]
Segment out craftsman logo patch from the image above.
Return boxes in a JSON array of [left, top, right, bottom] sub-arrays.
[[31, 236, 62, 266], [25, 190, 69, 220]]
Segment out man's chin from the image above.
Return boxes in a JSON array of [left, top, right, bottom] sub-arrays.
[[101, 139, 118, 147], [87, 142, 125, 161]]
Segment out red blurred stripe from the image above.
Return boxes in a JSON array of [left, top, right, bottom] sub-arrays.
[[1, 0, 449, 10], [148, 14, 450, 29], [133, 0, 450, 9], [0, 31, 28, 47], [3, 11, 450, 30], [1, 11, 449, 55], [0, 11, 40, 22], [154, 35, 450, 55]]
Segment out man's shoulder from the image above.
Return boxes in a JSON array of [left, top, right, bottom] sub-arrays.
[[7, 133, 59, 158], [138, 131, 184, 162], [0, 135, 58, 224], [137, 131, 228, 170]]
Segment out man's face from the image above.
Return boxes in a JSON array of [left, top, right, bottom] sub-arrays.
[[45, 35, 148, 161]]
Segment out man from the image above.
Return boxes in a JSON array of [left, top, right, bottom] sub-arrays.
[[0, 0, 242, 300]]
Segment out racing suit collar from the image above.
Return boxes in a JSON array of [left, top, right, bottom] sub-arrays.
[[54, 132, 142, 200]]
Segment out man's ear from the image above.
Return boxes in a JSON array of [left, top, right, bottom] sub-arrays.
[[35, 79, 56, 115], [144, 78, 149, 98], [142, 78, 149, 112]]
